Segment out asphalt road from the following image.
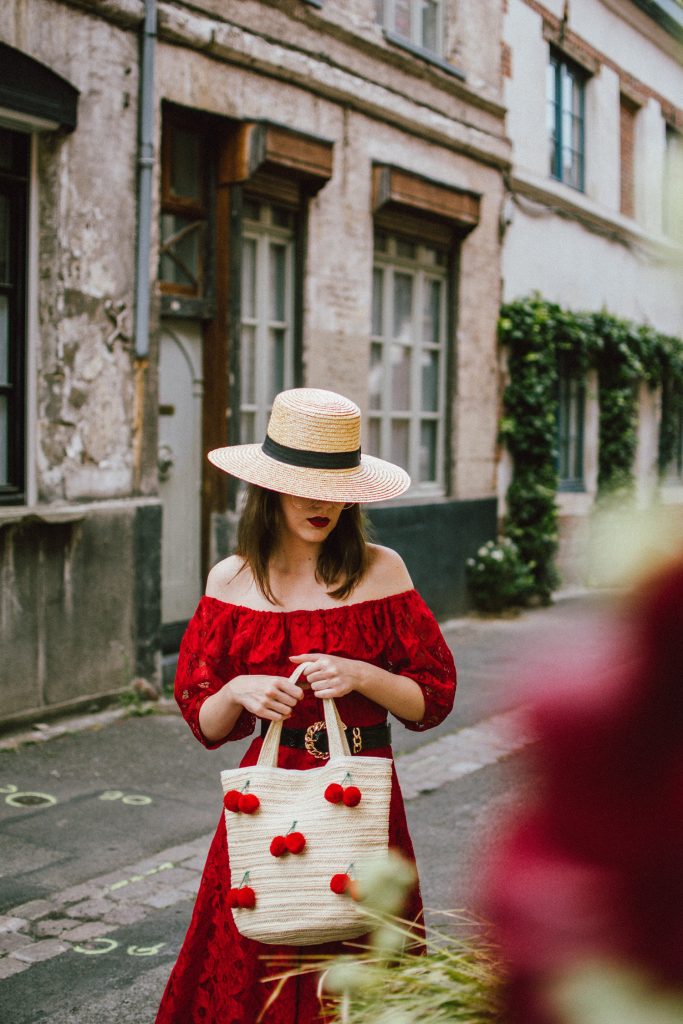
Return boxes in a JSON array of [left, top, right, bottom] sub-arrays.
[[0, 594, 609, 1023]]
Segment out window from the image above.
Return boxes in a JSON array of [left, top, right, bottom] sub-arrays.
[[375, 0, 442, 55], [547, 50, 586, 191], [664, 126, 683, 244], [159, 118, 208, 299], [619, 95, 638, 219], [239, 198, 296, 443], [556, 359, 585, 490], [661, 379, 683, 483], [370, 231, 448, 493], [0, 128, 29, 504]]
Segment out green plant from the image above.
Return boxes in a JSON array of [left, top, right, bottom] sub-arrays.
[[498, 297, 683, 608], [466, 539, 535, 613]]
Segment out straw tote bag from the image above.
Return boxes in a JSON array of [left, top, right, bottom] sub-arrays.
[[220, 663, 393, 946]]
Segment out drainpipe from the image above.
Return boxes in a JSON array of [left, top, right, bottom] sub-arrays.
[[134, 0, 156, 360], [132, 0, 156, 492]]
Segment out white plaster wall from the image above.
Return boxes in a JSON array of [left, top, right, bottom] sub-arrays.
[[503, 1, 548, 178], [585, 64, 621, 212], [502, 206, 683, 336], [635, 98, 667, 235]]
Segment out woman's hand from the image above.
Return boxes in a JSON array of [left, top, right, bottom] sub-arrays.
[[289, 652, 426, 723], [230, 674, 305, 721], [289, 653, 367, 700]]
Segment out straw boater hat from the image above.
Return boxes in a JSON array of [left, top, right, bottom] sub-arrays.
[[208, 388, 410, 503]]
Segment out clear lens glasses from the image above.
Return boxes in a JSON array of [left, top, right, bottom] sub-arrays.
[[289, 496, 354, 511]]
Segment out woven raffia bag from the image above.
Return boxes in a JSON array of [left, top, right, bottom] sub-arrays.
[[220, 663, 393, 945]]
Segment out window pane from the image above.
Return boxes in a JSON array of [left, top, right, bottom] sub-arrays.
[[368, 416, 381, 456], [419, 420, 437, 482], [241, 238, 256, 319], [390, 343, 411, 409], [423, 278, 441, 345], [421, 348, 439, 411], [0, 132, 13, 172], [393, 273, 413, 341], [241, 411, 255, 444], [243, 197, 261, 222], [396, 238, 416, 260], [159, 214, 202, 287], [240, 326, 256, 405], [0, 395, 7, 485], [372, 267, 384, 336], [369, 343, 383, 410], [374, 230, 388, 253], [394, 0, 411, 37], [269, 243, 287, 322], [269, 328, 286, 403], [420, 0, 439, 52], [391, 418, 410, 468], [0, 295, 8, 385], [170, 128, 201, 201], [272, 205, 294, 229], [0, 194, 9, 284]]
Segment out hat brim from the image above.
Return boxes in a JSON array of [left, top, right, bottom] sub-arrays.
[[207, 444, 410, 503]]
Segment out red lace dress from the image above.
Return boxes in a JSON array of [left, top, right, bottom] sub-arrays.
[[156, 589, 456, 1024]]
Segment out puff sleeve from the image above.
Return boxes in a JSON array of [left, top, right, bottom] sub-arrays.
[[174, 600, 256, 749], [387, 591, 456, 732]]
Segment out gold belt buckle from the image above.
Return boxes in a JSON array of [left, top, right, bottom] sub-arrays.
[[304, 721, 328, 760]]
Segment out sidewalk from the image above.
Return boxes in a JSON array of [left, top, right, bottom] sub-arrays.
[[0, 593, 610, 1020]]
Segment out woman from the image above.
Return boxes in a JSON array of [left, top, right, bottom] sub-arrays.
[[156, 388, 456, 1024]]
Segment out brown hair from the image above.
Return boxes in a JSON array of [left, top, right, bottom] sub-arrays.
[[235, 485, 372, 605]]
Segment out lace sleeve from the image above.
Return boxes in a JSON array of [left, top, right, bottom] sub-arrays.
[[174, 601, 256, 749], [387, 592, 456, 732]]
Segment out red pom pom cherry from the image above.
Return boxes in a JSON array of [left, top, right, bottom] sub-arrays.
[[270, 835, 287, 857], [285, 831, 307, 854], [227, 888, 240, 908], [330, 873, 351, 895], [223, 790, 242, 812], [343, 786, 362, 807], [239, 793, 260, 814], [236, 886, 256, 909], [324, 783, 344, 804]]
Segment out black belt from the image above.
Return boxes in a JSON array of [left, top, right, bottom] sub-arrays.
[[260, 719, 391, 759]]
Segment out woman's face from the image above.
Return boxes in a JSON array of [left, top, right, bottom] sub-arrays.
[[277, 493, 346, 544]]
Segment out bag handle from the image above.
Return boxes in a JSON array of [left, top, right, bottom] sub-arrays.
[[257, 662, 352, 767]]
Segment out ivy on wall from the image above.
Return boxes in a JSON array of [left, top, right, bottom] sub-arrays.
[[488, 296, 683, 609]]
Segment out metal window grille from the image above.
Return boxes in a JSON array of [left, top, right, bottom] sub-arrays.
[[239, 200, 296, 444], [370, 231, 448, 494], [547, 50, 586, 192], [0, 128, 29, 504]]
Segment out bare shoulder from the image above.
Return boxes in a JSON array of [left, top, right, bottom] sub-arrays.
[[358, 544, 413, 600], [205, 555, 251, 602]]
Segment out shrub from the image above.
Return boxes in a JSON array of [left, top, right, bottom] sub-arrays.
[[466, 539, 536, 613]]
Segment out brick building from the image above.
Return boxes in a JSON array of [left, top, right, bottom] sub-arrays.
[[500, 0, 683, 576], [0, 0, 508, 723]]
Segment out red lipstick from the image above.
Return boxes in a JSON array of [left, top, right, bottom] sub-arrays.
[[307, 516, 330, 528]]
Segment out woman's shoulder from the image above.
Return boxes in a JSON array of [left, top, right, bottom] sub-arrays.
[[205, 555, 252, 603], [356, 544, 413, 601]]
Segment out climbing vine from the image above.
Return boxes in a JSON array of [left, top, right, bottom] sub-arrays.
[[470, 296, 683, 611]]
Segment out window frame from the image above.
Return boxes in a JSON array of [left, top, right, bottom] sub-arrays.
[[238, 197, 298, 445], [556, 357, 586, 492], [0, 128, 29, 505], [547, 48, 587, 193], [376, 0, 444, 58], [158, 113, 211, 308], [369, 229, 450, 498]]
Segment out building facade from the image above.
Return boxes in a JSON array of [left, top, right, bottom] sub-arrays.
[[0, 0, 508, 724], [501, 0, 683, 578]]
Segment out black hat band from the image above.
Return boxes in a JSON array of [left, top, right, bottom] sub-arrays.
[[262, 435, 361, 469]]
